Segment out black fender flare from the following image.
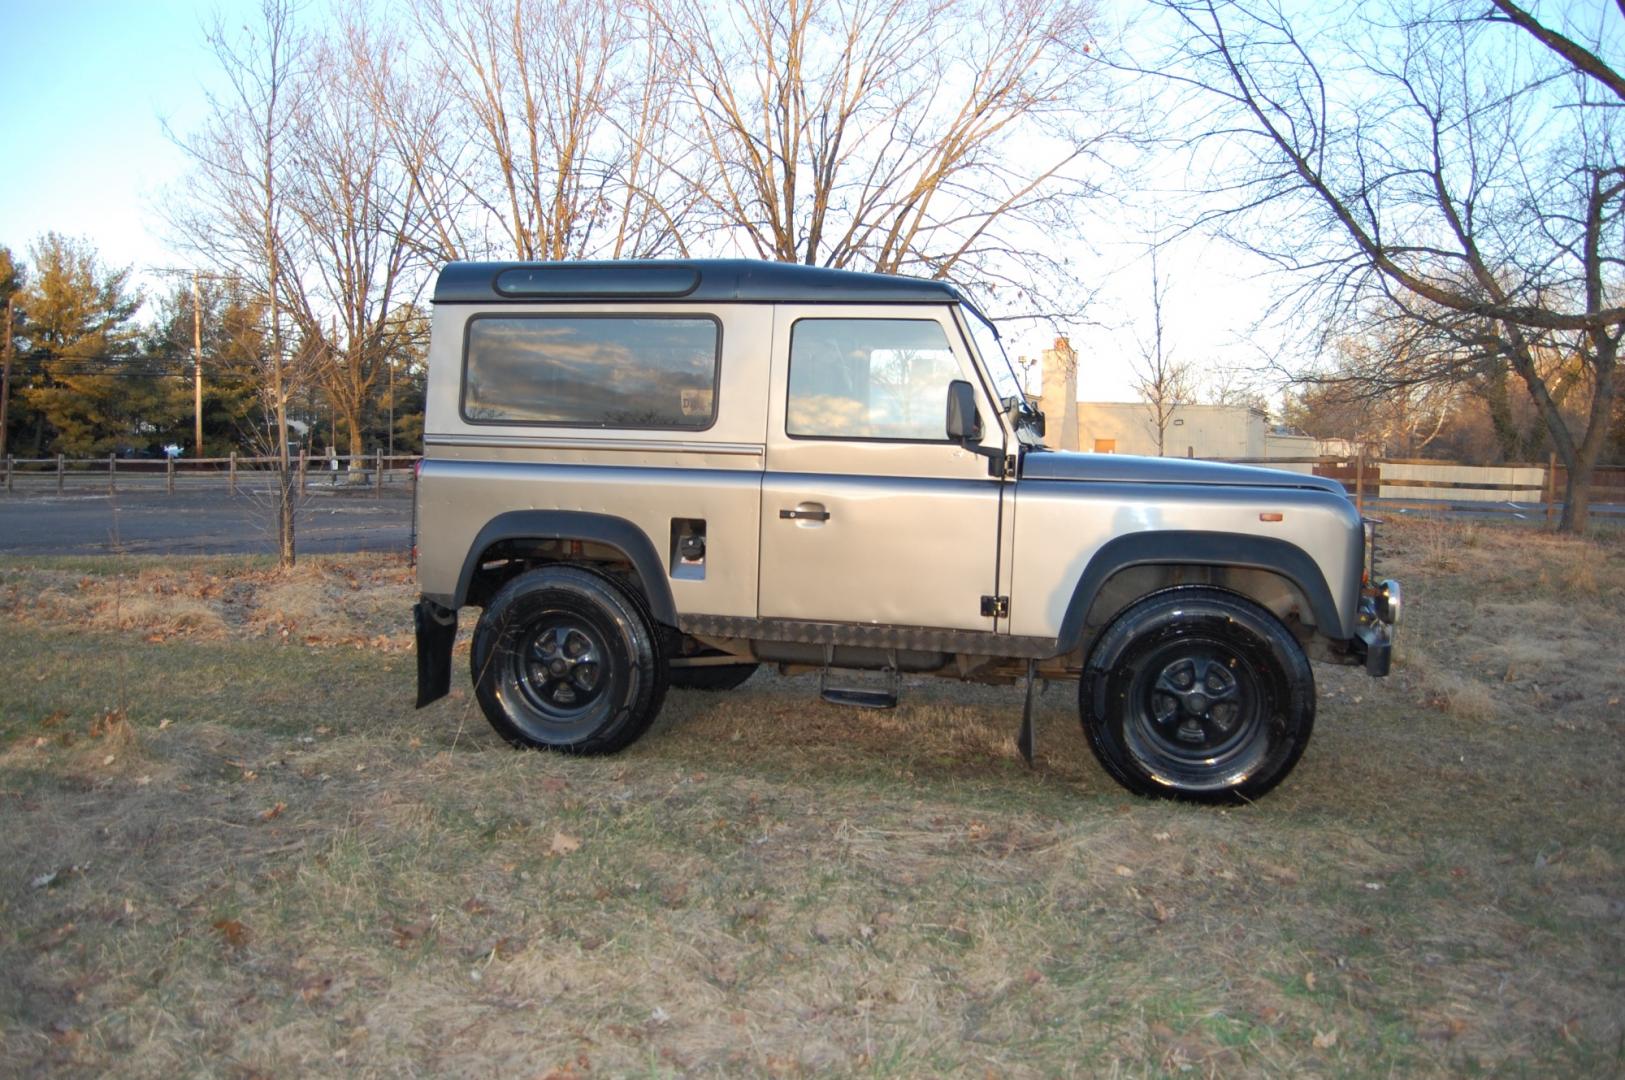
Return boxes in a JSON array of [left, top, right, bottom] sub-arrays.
[[452, 509, 676, 625], [1056, 531, 1342, 656]]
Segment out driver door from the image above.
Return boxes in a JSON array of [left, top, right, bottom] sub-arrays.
[[757, 305, 1007, 632]]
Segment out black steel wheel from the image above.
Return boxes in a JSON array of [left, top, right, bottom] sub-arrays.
[[471, 565, 666, 754], [668, 661, 760, 692], [1080, 588, 1315, 802]]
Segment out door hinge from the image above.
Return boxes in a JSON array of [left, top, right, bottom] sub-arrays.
[[980, 595, 1009, 618]]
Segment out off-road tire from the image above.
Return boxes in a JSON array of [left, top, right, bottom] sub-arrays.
[[668, 662, 761, 692], [471, 565, 667, 754], [1080, 587, 1315, 802]]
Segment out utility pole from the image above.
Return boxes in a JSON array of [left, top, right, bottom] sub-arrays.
[[386, 355, 395, 460], [192, 270, 204, 455], [0, 298, 13, 462]]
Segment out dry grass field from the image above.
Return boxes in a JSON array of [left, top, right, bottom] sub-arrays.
[[0, 516, 1621, 1077]]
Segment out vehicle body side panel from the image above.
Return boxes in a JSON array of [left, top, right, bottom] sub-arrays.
[[1009, 479, 1363, 641], [418, 302, 772, 616], [416, 459, 762, 618]]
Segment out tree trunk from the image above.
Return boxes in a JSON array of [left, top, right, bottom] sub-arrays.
[[347, 410, 364, 468], [278, 463, 297, 566]]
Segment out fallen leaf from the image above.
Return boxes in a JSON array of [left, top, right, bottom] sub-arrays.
[[1114, 865, 1135, 878], [260, 802, 286, 821], [1304, 971, 1317, 991], [213, 918, 250, 948], [1149, 898, 1172, 923], [29, 871, 57, 890], [102, 754, 116, 766], [1420, 1017, 1469, 1041], [1312, 1029, 1338, 1049], [541, 777, 569, 794], [1152, 830, 1172, 842], [390, 920, 431, 948], [157, 718, 171, 730], [549, 831, 582, 856]]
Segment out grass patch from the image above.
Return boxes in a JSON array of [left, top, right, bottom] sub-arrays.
[[1, 521, 1622, 1076]]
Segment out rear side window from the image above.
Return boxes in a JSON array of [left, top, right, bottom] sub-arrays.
[[462, 315, 720, 429]]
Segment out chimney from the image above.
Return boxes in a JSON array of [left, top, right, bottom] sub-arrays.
[[1040, 336, 1079, 451]]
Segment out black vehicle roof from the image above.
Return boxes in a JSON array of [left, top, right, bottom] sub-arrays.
[[432, 259, 967, 306]]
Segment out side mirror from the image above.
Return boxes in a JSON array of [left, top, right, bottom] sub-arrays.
[[945, 379, 983, 443]]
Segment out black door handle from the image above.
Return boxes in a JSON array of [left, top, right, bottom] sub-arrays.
[[779, 508, 831, 521]]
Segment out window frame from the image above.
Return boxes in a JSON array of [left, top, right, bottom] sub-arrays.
[[783, 315, 972, 445], [458, 311, 724, 432]]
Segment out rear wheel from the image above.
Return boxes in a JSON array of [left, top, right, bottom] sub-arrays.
[[471, 565, 666, 754], [1080, 588, 1314, 802], [668, 662, 760, 691]]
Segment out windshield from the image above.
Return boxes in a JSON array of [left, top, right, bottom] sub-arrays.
[[961, 304, 1045, 447]]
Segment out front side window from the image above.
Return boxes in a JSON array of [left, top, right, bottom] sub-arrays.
[[787, 318, 962, 440], [463, 315, 719, 428]]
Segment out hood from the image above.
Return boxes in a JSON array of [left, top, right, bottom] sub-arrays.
[[1021, 450, 1348, 495]]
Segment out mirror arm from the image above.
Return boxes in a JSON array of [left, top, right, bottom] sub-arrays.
[[959, 436, 1008, 477]]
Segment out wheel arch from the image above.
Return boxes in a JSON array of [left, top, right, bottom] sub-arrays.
[[1057, 531, 1342, 657], [453, 510, 677, 625]]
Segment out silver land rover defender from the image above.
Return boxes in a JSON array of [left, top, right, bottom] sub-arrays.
[[412, 260, 1400, 801]]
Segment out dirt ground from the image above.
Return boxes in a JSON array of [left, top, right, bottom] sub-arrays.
[[0, 516, 1621, 1077]]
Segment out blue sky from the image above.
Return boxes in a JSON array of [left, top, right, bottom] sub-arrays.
[[0, 1, 254, 275]]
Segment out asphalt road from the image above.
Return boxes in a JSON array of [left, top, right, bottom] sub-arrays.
[[0, 489, 414, 556]]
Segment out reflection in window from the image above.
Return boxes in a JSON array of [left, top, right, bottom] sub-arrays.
[[463, 316, 718, 428], [787, 319, 961, 439]]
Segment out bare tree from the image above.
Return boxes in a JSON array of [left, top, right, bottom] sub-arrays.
[[649, 0, 1111, 302], [396, 0, 693, 262], [1131, 241, 1193, 455], [282, 17, 427, 466], [1141, 0, 1624, 530], [169, 0, 311, 566]]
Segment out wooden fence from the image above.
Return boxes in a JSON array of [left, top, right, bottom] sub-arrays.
[[1216, 454, 1625, 518], [2, 450, 419, 497]]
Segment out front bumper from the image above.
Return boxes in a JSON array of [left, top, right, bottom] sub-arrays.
[[1351, 578, 1402, 677]]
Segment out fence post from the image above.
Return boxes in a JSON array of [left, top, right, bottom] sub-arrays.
[[374, 449, 383, 496], [4, 454, 12, 494], [229, 452, 237, 496], [108, 453, 116, 494], [1354, 451, 1365, 516], [1546, 451, 1558, 523], [166, 454, 175, 494], [56, 453, 64, 493], [299, 448, 308, 494]]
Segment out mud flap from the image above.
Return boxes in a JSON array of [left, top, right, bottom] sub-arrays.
[[1016, 659, 1038, 767], [414, 601, 458, 708]]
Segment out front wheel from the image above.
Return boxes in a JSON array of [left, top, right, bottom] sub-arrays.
[[471, 566, 667, 754], [1080, 588, 1315, 802]]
